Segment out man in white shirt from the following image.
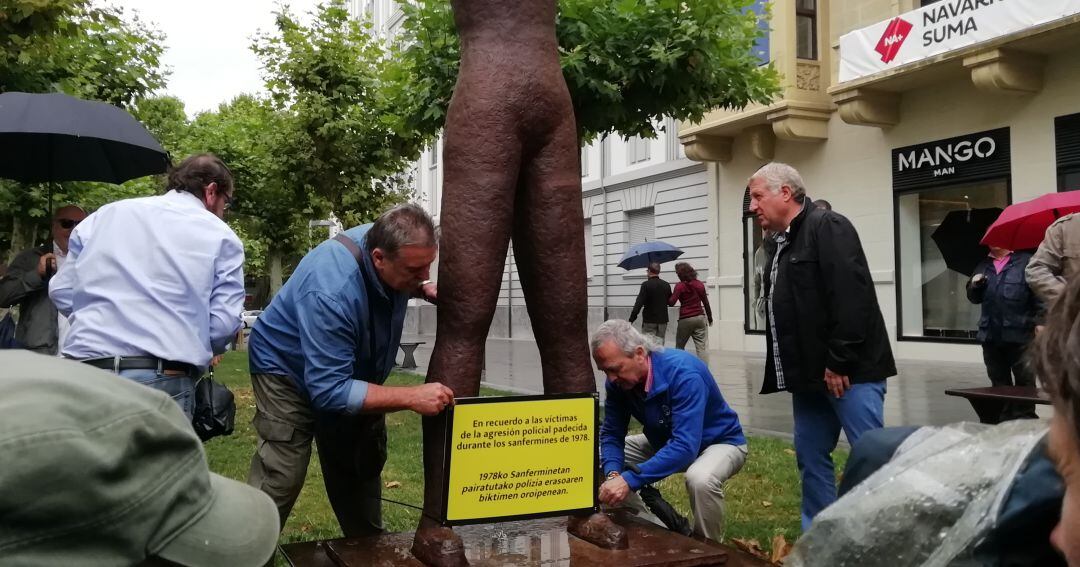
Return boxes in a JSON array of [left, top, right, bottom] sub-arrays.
[[50, 154, 245, 418]]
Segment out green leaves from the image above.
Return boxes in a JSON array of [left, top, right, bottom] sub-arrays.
[[0, 0, 166, 107], [252, 0, 427, 229]]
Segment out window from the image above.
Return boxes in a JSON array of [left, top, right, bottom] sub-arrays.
[[583, 218, 594, 278], [748, 0, 770, 65], [896, 180, 1008, 340], [626, 208, 655, 246], [1056, 113, 1080, 191], [429, 140, 438, 168], [581, 147, 589, 178], [627, 136, 651, 165], [1061, 170, 1080, 192], [921, 0, 943, 6], [796, 0, 817, 60], [744, 210, 767, 334]]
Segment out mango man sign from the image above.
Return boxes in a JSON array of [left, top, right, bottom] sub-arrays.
[[441, 393, 598, 524]]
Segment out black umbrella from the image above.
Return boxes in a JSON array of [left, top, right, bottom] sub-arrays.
[[0, 91, 170, 211], [931, 207, 1003, 277]]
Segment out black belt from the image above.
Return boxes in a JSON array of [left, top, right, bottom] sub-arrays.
[[81, 356, 198, 376]]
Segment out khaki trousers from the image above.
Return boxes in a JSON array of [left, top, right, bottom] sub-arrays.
[[675, 315, 709, 360], [641, 322, 668, 346], [247, 373, 386, 537]]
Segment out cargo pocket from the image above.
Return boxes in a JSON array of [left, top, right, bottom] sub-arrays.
[[253, 413, 295, 442]]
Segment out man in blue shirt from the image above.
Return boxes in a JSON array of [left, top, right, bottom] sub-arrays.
[[592, 319, 747, 543], [246, 204, 453, 536]]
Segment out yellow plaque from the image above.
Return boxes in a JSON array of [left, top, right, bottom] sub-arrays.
[[442, 394, 598, 524]]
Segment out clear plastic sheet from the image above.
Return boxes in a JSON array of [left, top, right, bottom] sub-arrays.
[[786, 419, 1048, 567]]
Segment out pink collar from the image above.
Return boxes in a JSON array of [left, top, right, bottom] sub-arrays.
[[644, 354, 654, 394]]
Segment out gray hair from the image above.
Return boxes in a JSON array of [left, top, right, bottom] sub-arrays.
[[751, 162, 807, 202], [590, 319, 663, 356], [365, 203, 437, 257]]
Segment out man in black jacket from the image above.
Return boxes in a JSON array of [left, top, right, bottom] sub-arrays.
[[967, 247, 1041, 422], [629, 262, 672, 345], [0, 205, 87, 354], [748, 162, 896, 531]]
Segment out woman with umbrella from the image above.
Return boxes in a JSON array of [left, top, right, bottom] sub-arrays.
[[966, 244, 1041, 422], [668, 262, 712, 360]]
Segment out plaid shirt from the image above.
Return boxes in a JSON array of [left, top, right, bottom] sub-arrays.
[[766, 232, 788, 391]]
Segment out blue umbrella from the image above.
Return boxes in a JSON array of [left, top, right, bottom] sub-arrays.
[[617, 240, 683, 270]]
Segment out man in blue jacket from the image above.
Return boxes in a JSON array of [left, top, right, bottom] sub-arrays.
[[592, 319, 747, 542], [967, 246, 1042, 422], [246, 204, 453, 536]]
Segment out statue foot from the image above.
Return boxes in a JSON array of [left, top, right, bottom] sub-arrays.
[[567, 512, 628, 549], [411, 524, 469, 567]]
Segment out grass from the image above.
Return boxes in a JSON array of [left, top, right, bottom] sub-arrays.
[[205, 351, 846, 555]]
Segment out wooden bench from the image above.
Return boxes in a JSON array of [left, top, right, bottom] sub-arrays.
[[397, 341, 426, 370], [945, 386, 1051, 424]]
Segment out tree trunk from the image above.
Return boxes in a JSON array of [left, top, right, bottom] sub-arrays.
[[6, 214, 34, 264], [251, 276, 271, 309], [269, 252, 284, 299]]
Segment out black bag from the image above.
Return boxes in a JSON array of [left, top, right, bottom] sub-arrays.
[[192, 367, 236, 442]]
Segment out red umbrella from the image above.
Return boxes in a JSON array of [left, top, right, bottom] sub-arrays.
[[980, 191, 1080, 250]]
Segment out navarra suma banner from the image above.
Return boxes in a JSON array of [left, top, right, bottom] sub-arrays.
[[839, 0, 1080, 83]]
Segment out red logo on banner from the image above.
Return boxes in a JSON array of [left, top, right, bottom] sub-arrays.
[[874, 17, 912, 63]]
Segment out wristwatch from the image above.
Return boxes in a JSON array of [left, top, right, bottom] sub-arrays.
[[607, 471, 621, 480]]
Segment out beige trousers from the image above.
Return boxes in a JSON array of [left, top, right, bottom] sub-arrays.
[[621, 433, 747, 542]]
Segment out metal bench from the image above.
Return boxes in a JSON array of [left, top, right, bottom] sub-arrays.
[[397, 341, 426, 370], [945, 386, 1050, 424]]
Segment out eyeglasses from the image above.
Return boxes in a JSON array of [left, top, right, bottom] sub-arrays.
[[58, 219, 81, 229], [222, 193, 235, 211]]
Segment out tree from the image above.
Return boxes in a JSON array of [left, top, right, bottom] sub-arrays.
[[130, 95, 190, 157], [252, 0, 430, 229], [0, 0, 90, 94], [398, 0, 779, 142], [0, 1, 167, 106], [185, 95, 316, 297], [55, 6, 167, 108]]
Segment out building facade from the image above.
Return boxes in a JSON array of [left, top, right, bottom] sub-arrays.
[[679, 0, 1080, 362]]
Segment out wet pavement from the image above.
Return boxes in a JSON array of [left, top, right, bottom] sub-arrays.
[[398, 335, 1052, 439]]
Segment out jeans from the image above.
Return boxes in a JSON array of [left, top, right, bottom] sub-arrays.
[[117, 368, 196, 420], [792, 380, 886, 531]]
